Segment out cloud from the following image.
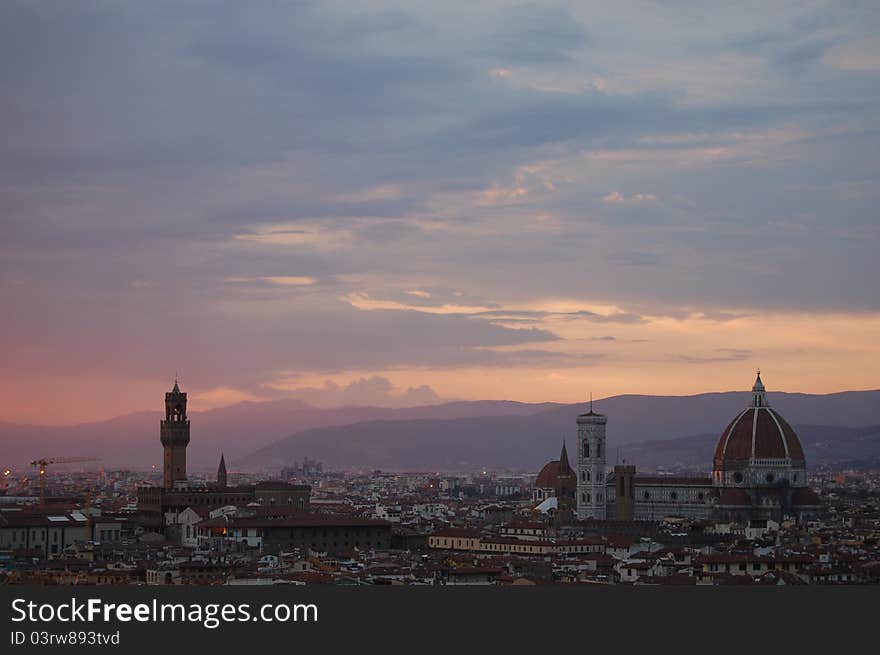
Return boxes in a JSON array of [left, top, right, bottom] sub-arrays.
[[0, 1, 878, 422], [602, 191, 658, 204], [433, 348, 603, 369], [675, 349, 753, 364], [824, 37, 880, 72], [485, 4, 589, 64], [191, 386, 262, 409], [277, 376, 443, 408], [225, 276, 317, 287], [470, 309, 645, 324]]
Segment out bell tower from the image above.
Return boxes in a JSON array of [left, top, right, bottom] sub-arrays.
[[576, 395, 607, 520], [160, 380, 190, 489]]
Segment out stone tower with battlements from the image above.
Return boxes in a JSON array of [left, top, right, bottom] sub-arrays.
[[160, 380, 190, 489]]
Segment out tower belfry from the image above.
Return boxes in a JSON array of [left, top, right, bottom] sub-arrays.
[[160, 380, 190, 489], [576, 394, 607, 520]]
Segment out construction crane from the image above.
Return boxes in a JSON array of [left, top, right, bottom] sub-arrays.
[[30, 457, 101, 505]]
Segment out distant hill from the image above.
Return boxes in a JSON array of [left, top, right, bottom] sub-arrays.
[[0, 399, 559, 469], [238, 390, 880, 471], [2, 389, 878, 472], [613, 424, 880, 473]]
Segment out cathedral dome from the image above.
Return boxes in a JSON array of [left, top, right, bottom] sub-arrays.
[[713, 373, 805, 470]]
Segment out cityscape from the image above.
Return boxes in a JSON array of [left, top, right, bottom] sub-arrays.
[[1, 373, 878, 586], [2, 0, 880, 601]]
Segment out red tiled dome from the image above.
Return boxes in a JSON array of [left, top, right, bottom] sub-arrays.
[[713, 373, 805, 470], [713, 407, 805, 468]]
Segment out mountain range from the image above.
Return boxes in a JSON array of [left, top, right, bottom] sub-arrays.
[[238, 391, 880, 471], [0, 399, 558, 469], [611, 424, 880, 472], [2, 389, 878, 473]]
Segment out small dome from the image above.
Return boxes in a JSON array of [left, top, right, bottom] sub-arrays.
[[535, 461, 562, 489], [535, 456, 574, 489], [535, 442, 574, 489]]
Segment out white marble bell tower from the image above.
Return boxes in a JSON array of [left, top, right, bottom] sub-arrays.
[[576, 397, 607, 520]]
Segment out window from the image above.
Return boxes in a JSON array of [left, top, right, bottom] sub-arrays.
[[644, 491, 650, 500], [586, 470, 591, 482], [670, 492, 678, 501], [583, 442, 590, 458], [733, 472, 744, 484], [765, 472, 775, 483]]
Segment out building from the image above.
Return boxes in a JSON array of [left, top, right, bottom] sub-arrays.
[[606, 472, 715, 521], [137, 382, 311, 531], [604, 373, 822, 523], [612, 465, 636, 521], [160, 380, 190, 490], [576, 401, 607, 520], [217, 454, 227, 488], [0, 511, 90, 556], [711, 372, 822, 522], [195, 514, 392, 554], [532, 442, 576, 524]]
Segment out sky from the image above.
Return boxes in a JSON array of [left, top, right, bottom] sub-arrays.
[[1, 0, 879, 425]]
